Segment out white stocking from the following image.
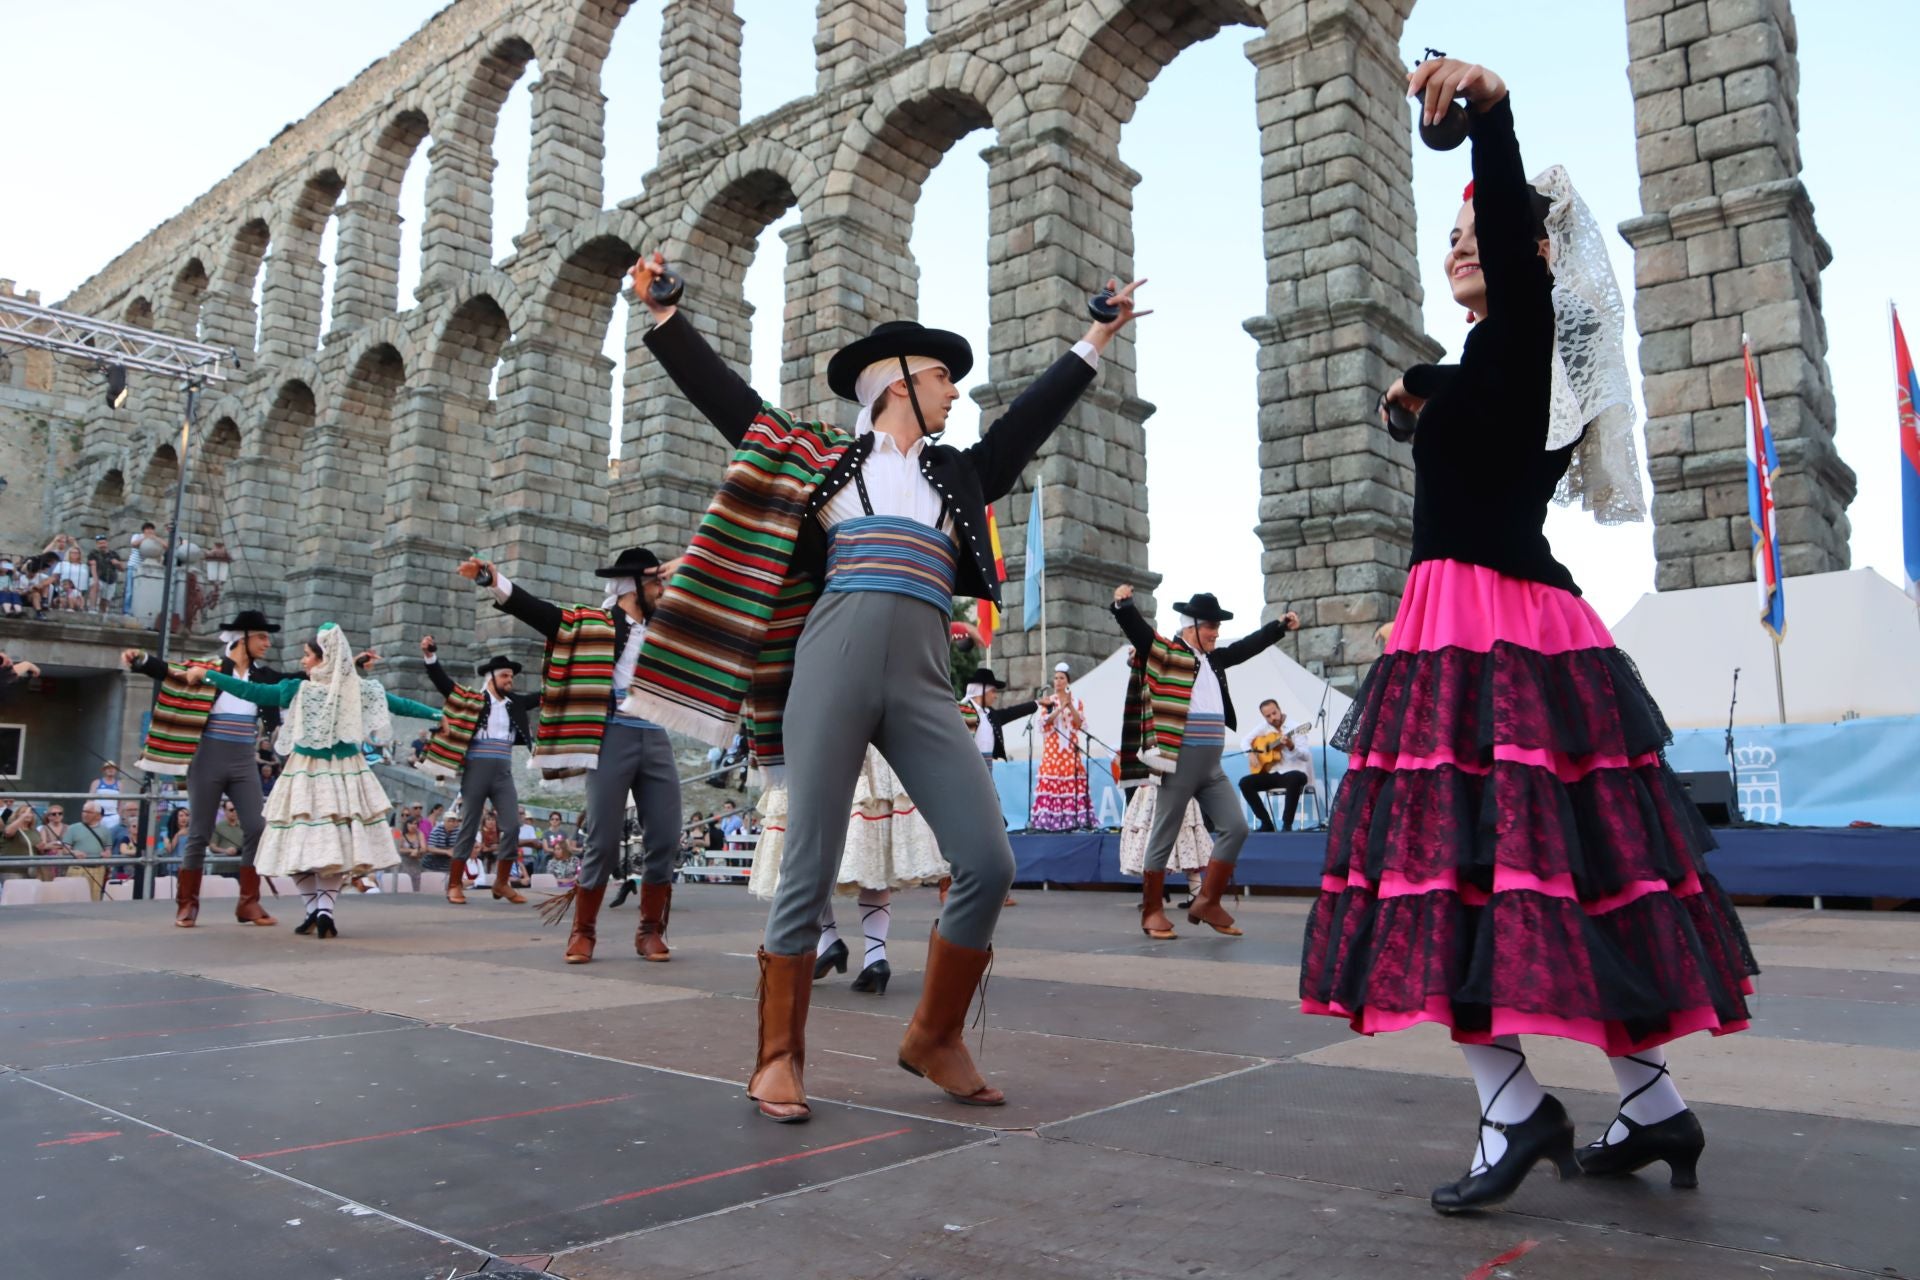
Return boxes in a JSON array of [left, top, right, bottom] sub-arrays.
[[1459, 1037, 1545, 1173], [858, 887, 892, 967], [314, 872, 344, 917], [816, 899, 840, 956], [1604, 1045, 1686, 1143], [293, 873, 318, 915]]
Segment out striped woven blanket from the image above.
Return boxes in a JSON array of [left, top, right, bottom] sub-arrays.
[[1119, 633, 1199, 782], [625, 404, 854, 770], [418, 684, 486, 782], [134, 660, 220, 776], [533, 606, 618, 781]]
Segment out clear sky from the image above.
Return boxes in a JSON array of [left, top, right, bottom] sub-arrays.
[[4, 1, 1913, 627]]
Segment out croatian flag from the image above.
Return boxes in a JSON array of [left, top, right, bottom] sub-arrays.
[[1743, 336, 1787, 639], [1894, 304, 1920, 602]]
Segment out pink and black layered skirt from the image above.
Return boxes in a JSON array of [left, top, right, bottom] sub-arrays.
[[1299, 559, 1757, 1054]]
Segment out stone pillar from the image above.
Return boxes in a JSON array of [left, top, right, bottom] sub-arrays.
[[1620, 0, 1851, 589], [980, 133, 1156, 690], [258, 227, 327, 360], [198, 285, 256, 355], [1242, 21, 1439, 688], [926, 0, 994, 34], [329, 199, 397, 327], [369, 387, 482, 699], [480, 338, 611, 665], [528, 69, 607, 232], [815, 0, 906, 91], [422, 135, 495, 290], [285, 423, 381, 644], [658, 1, 743, 161]]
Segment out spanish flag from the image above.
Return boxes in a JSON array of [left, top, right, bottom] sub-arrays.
[[979, 503, 1008, 650]]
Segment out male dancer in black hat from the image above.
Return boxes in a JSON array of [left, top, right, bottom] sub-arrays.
[[1110, 586, 1297, 938], [423, 645, 538, 905], [123, 609, 327, 927], [452, 546, 682, 962], [959, 667, 1036, 766], [630, 250, 1144, 1121]]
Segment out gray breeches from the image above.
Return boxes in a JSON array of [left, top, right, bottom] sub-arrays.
[[1142, 743, 1247, 872], [763, 591, 1013, 954], [452, 754, 519, 864], [579, 721, 682, 890], [181, 737, 265, 871]]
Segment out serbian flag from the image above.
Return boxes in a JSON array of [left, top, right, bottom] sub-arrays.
[[978, 503, 1008, 649], [1743, 335, 1787, 639], [1895, 304, 1920, 602]]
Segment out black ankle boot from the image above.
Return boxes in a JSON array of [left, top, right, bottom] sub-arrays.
[[850, 959, 891, 994], [1577, 1109, 1704, 1188], [294, 910, 320, 936], [609, 880, 635, 909], [315, 914, 338, 940], [1431, 1094, 1579, 1214], [813, 938, 849, 980]]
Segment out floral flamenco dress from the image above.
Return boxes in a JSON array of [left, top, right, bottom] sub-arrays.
[[204, 624, 437, 936], [1030, 697, 1095, 831], [1298, 99, 1757, 1062]]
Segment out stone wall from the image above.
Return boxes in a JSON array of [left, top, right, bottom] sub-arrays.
[[39, 0, 1843, 697]]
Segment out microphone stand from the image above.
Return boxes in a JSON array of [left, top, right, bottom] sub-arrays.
[[1724, 666, 1745, 825], [1313, 636, 1344, 831], [1023, 716, 1036, 832]]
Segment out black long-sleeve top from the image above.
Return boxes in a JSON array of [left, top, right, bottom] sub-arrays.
[[1108, 599, 1288, 733], [642, 311, 1096, 605], [1403, 96, 1578, 595], [424, 659, 539, 746]]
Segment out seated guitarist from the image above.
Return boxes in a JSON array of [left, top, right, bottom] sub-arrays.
[[1240, 698, 1312, 832]]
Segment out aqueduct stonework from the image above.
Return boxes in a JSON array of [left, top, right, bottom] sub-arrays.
[[43, 0, 1849, 695]]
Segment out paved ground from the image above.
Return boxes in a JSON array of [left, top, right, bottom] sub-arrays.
[[0, 885, 1914, 1279]]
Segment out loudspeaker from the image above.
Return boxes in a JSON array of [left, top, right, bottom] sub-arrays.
[[1675, 771, 1737, 826]]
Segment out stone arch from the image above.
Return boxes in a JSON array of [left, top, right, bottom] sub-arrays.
[[256, 168, 346, 355], [133, 441, 179, 516], [424, 33, 541, 279], [337, 106, 434, 322], [161, 258, 209, 338], [121, 295, 154, 328], [425, 293, 512, 396], [1047, 0, 1270, 150], [208, 216, 273, 352], [531, 226, 642, 352]]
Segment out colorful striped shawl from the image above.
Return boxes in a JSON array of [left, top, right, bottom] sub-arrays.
[[417, 683, 487, 782], [1118, 633, 1199, 782], [533, 607, 619, 782], [626, 405, 854, 768], [134, 659, 220, 776], [957, 699, 981, 734]]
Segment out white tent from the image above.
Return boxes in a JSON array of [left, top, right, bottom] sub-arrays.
[[1609, 568, 1920, 727], [997, 640, 1354, 765]]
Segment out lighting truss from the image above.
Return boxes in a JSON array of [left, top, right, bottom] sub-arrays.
[[0, 293, 235, 383]]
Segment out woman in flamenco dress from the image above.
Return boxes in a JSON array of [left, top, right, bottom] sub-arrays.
[[1298, 55, 1758, 1215]]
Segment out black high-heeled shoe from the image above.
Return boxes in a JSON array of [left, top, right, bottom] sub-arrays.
[[315, 914, 338, 940], [608, 879, 635, 909], [850, 959, 891, 994], [813, 938, 849, 981], [1431, 1094, 1579, 1214], [1577, 1109, 1704, 1188], [293, 910, 320, 936]]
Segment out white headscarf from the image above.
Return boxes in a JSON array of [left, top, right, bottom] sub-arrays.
[[853, 354, 949, 438], [277, 624, 393, 756], [963, 681, 987, 703], [1532, 164, 1647, 525], [601, 576, 637, 611]]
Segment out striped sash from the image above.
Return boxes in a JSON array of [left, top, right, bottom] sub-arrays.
[[823, 516, 958, 612]]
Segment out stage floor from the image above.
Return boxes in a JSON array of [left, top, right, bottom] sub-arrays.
[[1, 888, 1915, 1279]]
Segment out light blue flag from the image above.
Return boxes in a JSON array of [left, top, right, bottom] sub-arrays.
[[1022, 480, 1045, 629]]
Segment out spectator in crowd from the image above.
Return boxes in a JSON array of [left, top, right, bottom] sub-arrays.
[[202, 539, 231, 613], [108, 809, 137, 883], [124, 522, 160, 615], [704, 812, 726, 852], [422, 802, 444, 847], [49, 547, 92, 611], [0, 555, 25, 616], [116, 799, 143, 846], [256, 730, 277, 770], [87, 535, 123, 613], [408, 727, 430, 765], [424, 810, 455, 872], [745, 808, 763, 837], [546, 838, 581, 888], [717, 799, 744, 839], [1, 803, 40, 879], [89, 760, 123, 812], [25, 552, 58, 619], [680, 811, 705, 860], [210, 799, 245, 878], [61, 801, 112, 900], [163, 808, 192, 871], [393, 806, 425, 891], [260, 758, 279, 794]]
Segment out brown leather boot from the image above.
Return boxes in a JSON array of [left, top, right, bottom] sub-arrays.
[[491, 864, 527, 905], [897, 926, 1005, 1107], [235, 866, 277, 926], [748, 949, 812, 1122], [636, 881, 672, 962], [173, 866, 203, 928], [1187, 859, 1243, 936], [564, 883, 606, 965], [445, 858, 467, 904], [1140, 870, 1177, 939]]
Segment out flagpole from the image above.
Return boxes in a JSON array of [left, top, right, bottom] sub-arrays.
[[1769, 635, 1786, 724]]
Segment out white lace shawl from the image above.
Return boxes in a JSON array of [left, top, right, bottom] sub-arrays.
[[276, 624, 394, 755], [1534, 164, 1647, 525]]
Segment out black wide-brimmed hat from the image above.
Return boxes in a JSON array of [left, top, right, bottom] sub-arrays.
[[475, 656, 524, 677], [826, 321, 974, 402], [595, 547, 662, 579], [967, 667, 1008, 690], [1173, 593, 1234, 623], [222, 610, 281, 634]]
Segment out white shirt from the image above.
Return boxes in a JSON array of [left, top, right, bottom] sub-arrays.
[[491, 569, 647, 697], [1247, 724, 1312, 776], [1189, 650, 1225, 719], [970, 698, 995, 753], [815, 341, 1102, 533], [424, 647, 513, 741]]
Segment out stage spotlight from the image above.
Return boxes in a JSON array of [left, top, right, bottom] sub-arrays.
[[105, 365, 129, 409]]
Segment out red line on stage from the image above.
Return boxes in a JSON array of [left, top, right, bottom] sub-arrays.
[[238, 1093, 639, 1160], [1466, 1239, 1539, 1280], [37, 1131, 122, 1147], [34, 1010, 364, 1047], [26, 993, 274, 1018], [593, 1127, 914, 1209]]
